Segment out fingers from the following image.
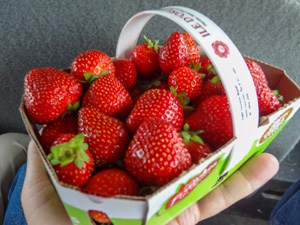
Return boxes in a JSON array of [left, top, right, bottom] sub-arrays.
[[23, 140, 49, 185], [168, 153, 279, 225], [197, 153, 279, 221], [22, 140, 73, 225]]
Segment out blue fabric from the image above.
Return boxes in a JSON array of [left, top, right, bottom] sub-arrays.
[[270, 178, 300, 225], [3, 164, 27, 225]]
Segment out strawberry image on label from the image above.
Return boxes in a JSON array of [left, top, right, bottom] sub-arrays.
[[166, 159, 219, 209]]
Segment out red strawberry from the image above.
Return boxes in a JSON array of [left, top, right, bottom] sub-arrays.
[[84, 168, 139, 196], [24, 68, 83, 124], [168, 66, 202, 101], [245, 59, 281, 116], [180, 124, 213, 164], [159, 32, 200, 75], [186, 95, 233, 149], [47, 133, 94, 187], [126, 89, 184, 133], [125, 119, 192, 185], [186, 141, 213, 164], [257, 89, 282, 116], [84, 168, 139, 223], [40, 114, 78, 153], [113, 59, 137, 90], [245, 59, 268, 88], [197, 75, 226, 102], [183, 32, 201, 65], [130, 36, 160, 77], [78, 107, 130, 167], [70, 49, 115, 82], [82, 74, 132, 117], [199, 57, 217, 81]]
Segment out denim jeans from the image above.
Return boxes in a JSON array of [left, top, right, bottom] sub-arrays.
[[3, 164, 27, 225], [270, 178, 300, 225]]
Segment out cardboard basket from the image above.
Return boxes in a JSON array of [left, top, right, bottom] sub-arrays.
[[19, 6, 300, 225]]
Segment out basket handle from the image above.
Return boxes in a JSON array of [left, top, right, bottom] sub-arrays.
[[116, 6, 259, 174]]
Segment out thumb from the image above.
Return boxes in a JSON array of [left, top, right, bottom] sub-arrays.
[[168, 153, 279, 225], [23, 139, 50, 187]]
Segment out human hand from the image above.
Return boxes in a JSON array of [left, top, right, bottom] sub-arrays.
[[21, 140, 72, 225], [168, 152, 279, 225], [21, 140, 279, 225]]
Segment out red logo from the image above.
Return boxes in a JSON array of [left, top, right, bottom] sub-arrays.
[[212, 41, 230, 58], [166, 160, 219, 209]]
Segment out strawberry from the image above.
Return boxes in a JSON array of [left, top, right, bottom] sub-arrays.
[[245, 59, 268, 88], [186, 95, 233, 149], [47, 133, 94, 187], [84, 168, 139, 224], [186, 141, 213, 164], [24, 68, 83, 124], [180, 124, 213, 164], [159, 32, 200, 75], [257, 89, 282, 116], [70, 49, 115, 82], [199, 57, 217, 81], [126, 89, 184, 133], [40, 114, 78, 153], [197, 75, 226, 102], [82, 74, 132, 117], [245, 59, 281, 116], [168, 66, 202, 101], [183, 32, 200, 65], [130, 35, 160, 78], [78, 107, 130, 167], [84, 168, 139, 196], [125, 119, 192, 185], [113, 59, 137, 90]]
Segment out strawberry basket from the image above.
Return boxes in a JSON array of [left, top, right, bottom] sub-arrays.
[[20, 6, 300, 225]]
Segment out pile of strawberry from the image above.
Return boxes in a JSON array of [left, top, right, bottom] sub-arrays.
[[23, 31, 281, 222]]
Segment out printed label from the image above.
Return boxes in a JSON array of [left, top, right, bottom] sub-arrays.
[[212, 41, 230, 58], [166, 160, 219, 209], [161, 6, 258, 130], [163, 8, 211, 38], [259, 108, 293, 144]]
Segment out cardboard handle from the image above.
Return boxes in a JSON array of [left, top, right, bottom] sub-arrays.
[[116, 6, 259, 173]]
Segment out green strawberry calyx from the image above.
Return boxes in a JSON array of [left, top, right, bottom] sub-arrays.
[[189, 61, 201, 72], [169, 86, 194, 111], [48, 133, 90, 169], [272, 89, 284, 104], [144, 35, 159, 52], [143, 73, 166, 90], [210, 75, 221, 85], [180, 123, 204, 145], [84, 69, 109, 83], [207, 63, 217, 75], [67, 101, 80, 112]]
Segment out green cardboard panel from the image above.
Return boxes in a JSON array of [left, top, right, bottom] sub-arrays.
[[147, 155, 228, 225], [64, 203, 94, 225]]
